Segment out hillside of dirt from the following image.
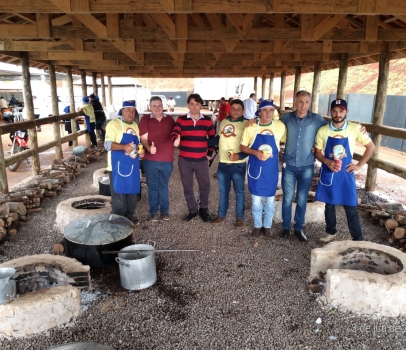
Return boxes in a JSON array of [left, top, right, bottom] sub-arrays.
[[136, 58, 406, 98]]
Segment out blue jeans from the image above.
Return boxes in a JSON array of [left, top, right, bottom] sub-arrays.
[[251, 195, 275, 228], [217, 162, 246, 219], [325, 204, 363, 241], [282, 164, 314, 231], [143, 160, 173, 215]]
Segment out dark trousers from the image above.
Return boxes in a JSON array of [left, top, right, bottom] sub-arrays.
[[88, 122, 97, 146], [34, 114, 41, 130], [109, 172, 137, 220], [325, 204, 363, 241], [95, 121, 106, 141], [178, 157, 210, 213]]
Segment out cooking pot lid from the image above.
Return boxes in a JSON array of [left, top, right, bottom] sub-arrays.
[[64, 214, 134, 245]]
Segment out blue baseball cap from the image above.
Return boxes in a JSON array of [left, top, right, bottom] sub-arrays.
[[82, 96, 89, 103], [258, 97, 264, 102], [118, 100, 137, 116], [331, 99, 348, 110], [255, 99, 275, 116]]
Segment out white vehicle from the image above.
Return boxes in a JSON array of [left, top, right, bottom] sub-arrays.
[[194, 77, 253, 111], [151, 95, 168, 111]]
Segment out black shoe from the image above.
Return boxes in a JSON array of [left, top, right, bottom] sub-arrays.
[[281, 229, 290, 238], [183, 211, 198, 221], [198, 208, 212, 222], [294, 230, 308, 242]]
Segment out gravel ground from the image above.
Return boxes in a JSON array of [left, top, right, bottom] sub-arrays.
[[1, 152, 406, 350]]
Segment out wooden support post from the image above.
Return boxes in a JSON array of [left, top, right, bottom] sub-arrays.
[[366, 51, 390, 191], [293, 66, 301, 96], [280, 70, 286, 110], [261, 75, 266, 98], [80, 71, 87, 97], [0, 135, 8, 193], [337, 53, 348, 100], [92, 72, 98, 96], [268, 73, 274, 100], [254, 76, 258, 96], [101, 74, 106, 107], [311, 62, 321, 114], [108, 76, 113, 106], [21, 52, 40, 176], [48, 63, 63, 160], [67, 67, 77, 148]]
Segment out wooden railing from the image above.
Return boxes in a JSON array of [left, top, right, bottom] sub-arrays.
[[0, 112, 88, 193]]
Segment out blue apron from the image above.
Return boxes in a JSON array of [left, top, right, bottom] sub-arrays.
[[247, 122, 279, 197], [111, 120, 140, 194], [315, 127, 358, 206], [84, 115, 93, 132]]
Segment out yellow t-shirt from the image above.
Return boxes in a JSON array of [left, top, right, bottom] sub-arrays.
[[82, 104, 95, 123], [219, 118, 248, 163], [314, 122, 371, 156], [105, 118, 140, 171], [240, 119, 286, 151]]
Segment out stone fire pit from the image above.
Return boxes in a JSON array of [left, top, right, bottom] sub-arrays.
[[55, 195, 111, 233], [310, 241, 406, 316], [0, 254, 90, 338]]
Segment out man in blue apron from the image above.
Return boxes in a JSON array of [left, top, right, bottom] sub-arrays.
[[240, 100, 286, 238], [104, 101, 144, 225], [314, 99, 375, 242]]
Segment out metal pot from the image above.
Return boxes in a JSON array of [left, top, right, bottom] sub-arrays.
[[0, 267, 17, 304], [64, 214, 134, 269], [116, 243, 157, 290], [98, 176, 111, 196]]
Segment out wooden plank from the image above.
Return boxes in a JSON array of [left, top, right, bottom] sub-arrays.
[[72, 14, 107, 38], [106, 13, 120, 38], [175, 13, 188, 39], [0, 24, 38, 38], [159, 0, 175, 12], [313, 14, 346, 40], [49, 0, 71, 13], [301, 14, 314, 41], [71, 0, 90, 12], [365, 15, 378, 41], [36, 13, 52, 38], [52, 14, 72, 26], [174, 0, 192, 12], [150, 13, 176, 39]]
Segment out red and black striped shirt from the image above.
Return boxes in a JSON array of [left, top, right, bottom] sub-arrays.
[[171, 114, 215, 161]]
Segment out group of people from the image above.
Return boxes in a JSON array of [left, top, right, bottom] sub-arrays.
[[105, 91, 375, 243]]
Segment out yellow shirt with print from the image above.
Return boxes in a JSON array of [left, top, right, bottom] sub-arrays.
[[314, 122, 371, 156], [82, 104, 95, 123], [240, 119, 286, 151], [105, 118, 140, 171], [219, 118, 248, 163]]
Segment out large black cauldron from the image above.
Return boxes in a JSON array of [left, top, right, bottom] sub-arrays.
[[64, 214, 134, 268]]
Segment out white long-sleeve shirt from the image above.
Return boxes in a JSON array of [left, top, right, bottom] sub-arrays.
[[243, 98, 256, 119]]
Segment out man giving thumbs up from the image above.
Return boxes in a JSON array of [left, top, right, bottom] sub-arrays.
[[139, 96, 175, 222]]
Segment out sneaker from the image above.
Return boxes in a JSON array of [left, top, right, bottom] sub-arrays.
[[148, 214, 158, 222], [161, 213, 170, 221], [234, 219, 244, 228], [212, 216, 226, 225], [319, 234, 336, 243]]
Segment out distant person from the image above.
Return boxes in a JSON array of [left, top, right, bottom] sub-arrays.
[[79, 96, 97, 147], [0, 96, 8, 110], [225, 97, 233, 116], [32, 95, 41, 131], [63, 106, 80, 147], [171, 93, 216, 222], [139, 96, 175, 221], [243, 93, 256, 120], [215, 97, 227, 134], [9, 94, 16, 106], [168, 96, 176, 112], [89, 93, 106, 141], [314, 99, 375, 243]]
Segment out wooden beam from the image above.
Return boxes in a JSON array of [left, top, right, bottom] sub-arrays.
[[365, 50, 390, 191], [336, 53, 348, 99], [365, 15, 378, 41], [313, 14, 346, 40], [301, 14, 313, 41]]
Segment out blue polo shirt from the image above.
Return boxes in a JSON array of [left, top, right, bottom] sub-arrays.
[[280, 111, 327, 167]]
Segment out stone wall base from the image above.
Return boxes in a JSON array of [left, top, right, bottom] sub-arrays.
[[0, 286, 80, 338]]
